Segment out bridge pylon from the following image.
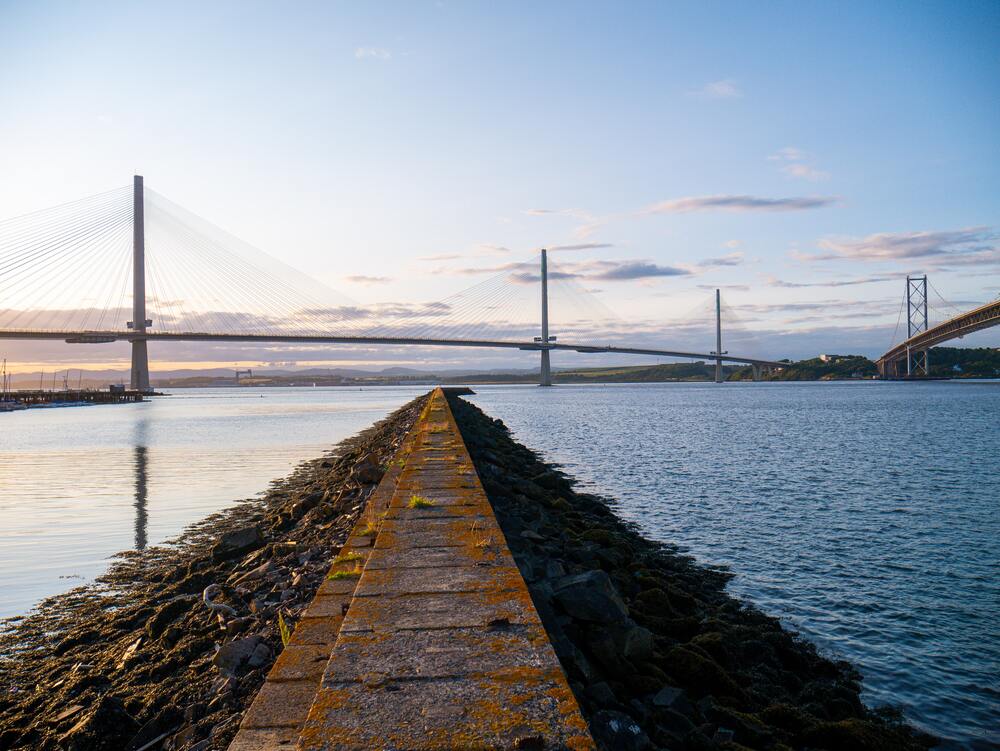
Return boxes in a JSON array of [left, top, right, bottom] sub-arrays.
[[538, 248, 553, 386], [905, 274, 929, 377], [711, 289, 727, 383], [128, 175, 151, 392]]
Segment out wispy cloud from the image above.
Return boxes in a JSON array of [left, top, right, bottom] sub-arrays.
[[584, 261, 689, 281], [693, 79, 742, 99], [646, 194, 837, 214], [524, 207, 606, 240], [417, 244, 511, 262], [764, 273, 903, 288], [794, 227, 1000, 267], [781, 163, 830, 181], [695, 252, 744, 268], [477, 244, 511, 254], [354, 47, 391, 60], [452, 258, 690, 283], [768, 146, 829, 181], [417, 253, 462, 262], [344, 274, 392, 284], [547, 242, 614, 252], [299, 301, 450, 320], [696, 283, 750, 291]]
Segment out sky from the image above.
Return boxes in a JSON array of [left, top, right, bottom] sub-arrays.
[[1, 0, 998, 374]]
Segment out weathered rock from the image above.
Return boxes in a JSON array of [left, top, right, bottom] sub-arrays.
[[59, 695, 140, 750], [545, 560, 567, 579], [351, 455, 382, 484], [589, 710, 653, 751], [651, 685, 692, 714], [146, 595, 197, 638], [211, 636, 264, 675], [246, 641, 271, 669], [211, 526, 263, 562], [616, 624, 654, 661], [587, 681, 619, 708], [124, 706, 183, 751], [552, 570, 629, 624]]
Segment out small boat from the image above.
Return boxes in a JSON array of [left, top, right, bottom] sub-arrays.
[[0, 359, 26, 410]]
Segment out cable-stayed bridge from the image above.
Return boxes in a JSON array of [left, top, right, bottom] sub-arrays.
[[0, 176, 791, 390]]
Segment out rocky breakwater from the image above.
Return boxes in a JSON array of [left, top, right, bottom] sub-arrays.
[[0, 395, 429, 751], [446, 393, 934, 751]]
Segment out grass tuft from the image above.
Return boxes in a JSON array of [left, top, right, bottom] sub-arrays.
[[408, 494, 435, 509], [327, 567, 362, 580], [278, 611, 292, 647]]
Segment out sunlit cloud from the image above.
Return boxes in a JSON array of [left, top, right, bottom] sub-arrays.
[[354, 47, 391, 60], [417, 244, 511, 262], [695, 252, 744, 268], [764, 273, 904, 288], [547, 242, 614, 252], [768, 146, 829, 180], [344, 274, 392, 284], [696, 283, 750, 291], [645, 194, 837, 214], [692, 79, 742, 99], [793, 227, 1000, 267]]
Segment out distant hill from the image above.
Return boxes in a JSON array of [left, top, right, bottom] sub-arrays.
[[926, 346, 1000, 378], [7, 346, 996, 390], [732, 355, 877, 381], [730, 347, 999, 381]]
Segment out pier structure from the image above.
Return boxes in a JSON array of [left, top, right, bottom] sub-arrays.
[[7, 388, 147, 406], [228, 388, 595, 750]]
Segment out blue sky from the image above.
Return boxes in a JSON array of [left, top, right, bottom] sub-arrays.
[[0, 1, 997, 372]]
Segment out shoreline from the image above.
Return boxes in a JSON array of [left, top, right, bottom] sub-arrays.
[[0, 392, 934, 750]]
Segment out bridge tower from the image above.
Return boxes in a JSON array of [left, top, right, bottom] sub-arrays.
[[538, 248, 553, 386], [711, 289, 726, 383], [906, 274, 929, 377], [128, 175, 151, 392]]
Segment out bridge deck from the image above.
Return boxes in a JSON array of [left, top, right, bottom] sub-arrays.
[[0, 328, 787, 367], [878, 298, 1000, 368], [228, 388, 594, 750]]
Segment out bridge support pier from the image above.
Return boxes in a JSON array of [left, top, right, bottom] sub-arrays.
[[751, 363, 761, 381], [130, 340, 150, 392]]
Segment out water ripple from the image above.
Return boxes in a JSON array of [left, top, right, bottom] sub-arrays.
[[469, 381, 1000, 749]]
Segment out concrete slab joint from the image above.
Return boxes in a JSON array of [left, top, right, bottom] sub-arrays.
[[228, 388, 594, 751]]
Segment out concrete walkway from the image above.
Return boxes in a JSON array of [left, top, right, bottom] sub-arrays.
[[229, 388, 594, 750]]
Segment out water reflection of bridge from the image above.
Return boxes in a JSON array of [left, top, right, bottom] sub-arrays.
[[133, 420, 148, 550]]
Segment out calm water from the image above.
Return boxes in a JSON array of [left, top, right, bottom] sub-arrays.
[[1, 382, 997, 747], [0, 387, 423, 618]]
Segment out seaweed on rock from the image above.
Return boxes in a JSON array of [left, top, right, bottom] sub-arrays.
[[446, 393, 935, 751], [0, 395, 429, 751]]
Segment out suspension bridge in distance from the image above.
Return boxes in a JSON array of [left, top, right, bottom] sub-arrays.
[[876, 274, 1000, 378], [0, 176, 788, 390]]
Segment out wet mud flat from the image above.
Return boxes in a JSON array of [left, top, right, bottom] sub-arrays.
[[0, 390, 933, 750], [0, 395, 430, 751]]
